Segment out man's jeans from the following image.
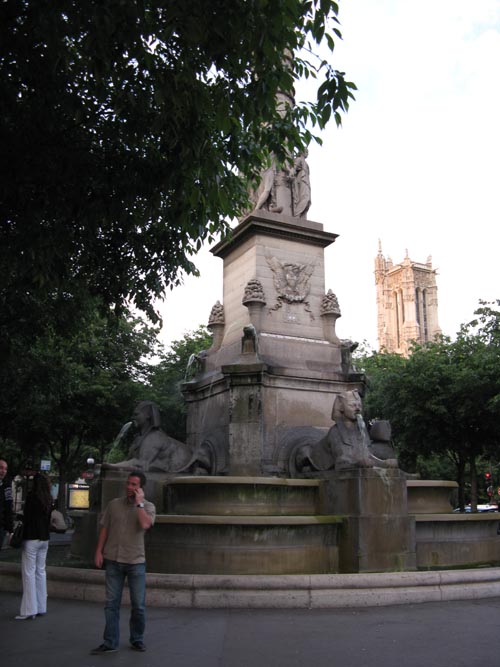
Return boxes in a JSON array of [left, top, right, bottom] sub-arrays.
[[103, 560, 146, 649]]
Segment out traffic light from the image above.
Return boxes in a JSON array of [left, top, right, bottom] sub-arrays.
[[485, 472, 493, 496]]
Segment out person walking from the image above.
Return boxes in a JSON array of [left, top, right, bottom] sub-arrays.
[[15, 473, 52, 620], [91, 470, 155, 655], [0, 458, 14, 549]]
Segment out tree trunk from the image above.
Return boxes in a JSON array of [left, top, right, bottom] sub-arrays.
[[57, 464, 68, 517], [456, 457, 466, 511], [470, 455, 478, 512]]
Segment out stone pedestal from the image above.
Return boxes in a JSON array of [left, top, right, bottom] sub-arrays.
[[406, 480, 457, 514], [318, 468, 416, 573], [148, 476, 341, 575], [207, 322, 224, 353], [184, 361, 363, 477], [222, 363, 266, 476], [414, 514, 500, 569], [182, 210, 366, 477], [321, 312, 341, 344]]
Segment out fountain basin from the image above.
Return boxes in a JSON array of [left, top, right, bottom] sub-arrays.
[[71, 473, 500, 575], [146, 514, 342, 575], [165, 476, 321, 515], [414, 513, 500, 569], [407, 480, 457, 514]]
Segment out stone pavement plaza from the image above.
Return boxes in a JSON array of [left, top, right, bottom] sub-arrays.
[[2, 590, 500, 667]]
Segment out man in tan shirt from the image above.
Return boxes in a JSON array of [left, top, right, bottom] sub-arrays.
[[91, 471, 155, 655]]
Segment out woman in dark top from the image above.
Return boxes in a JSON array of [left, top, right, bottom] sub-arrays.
[[15, 473, 52, 620]]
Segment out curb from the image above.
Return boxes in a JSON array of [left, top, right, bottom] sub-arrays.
[[2, 561, 500, 608]]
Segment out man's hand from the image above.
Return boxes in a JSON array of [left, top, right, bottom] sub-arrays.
[[134, 487, 145, 505], [94, 526, 108, 568], [95, 550, 104, 569]]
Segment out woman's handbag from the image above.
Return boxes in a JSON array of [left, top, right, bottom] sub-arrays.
[[50, 509, 67, 533], [9, 520, 24, 548]]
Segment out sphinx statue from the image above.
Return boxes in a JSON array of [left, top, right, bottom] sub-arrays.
[[369, 419, 397, 461], [105, 400, 212, 474], [292, 390, 398, 474]]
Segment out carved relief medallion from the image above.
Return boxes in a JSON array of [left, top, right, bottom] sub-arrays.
[[266, 256, 316, 320]]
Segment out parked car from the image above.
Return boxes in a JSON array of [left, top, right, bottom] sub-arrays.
[[453, 504, 499, 513]]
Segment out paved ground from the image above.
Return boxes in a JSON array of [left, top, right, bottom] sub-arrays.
[[3, 534, 500, 666], [2, 589, 500, 667]]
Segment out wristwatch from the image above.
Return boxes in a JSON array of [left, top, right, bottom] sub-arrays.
[[136, 502, 145, 508]]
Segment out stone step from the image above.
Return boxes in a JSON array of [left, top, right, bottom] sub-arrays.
[[165, 476, 321, 516], [406, 480, 458, 514], [155, 514, 341, 525], [4, 561, 500, 608], [146, 515, 342, 575]]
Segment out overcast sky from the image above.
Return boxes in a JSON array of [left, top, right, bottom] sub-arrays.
[[158, 0, 500, 351]]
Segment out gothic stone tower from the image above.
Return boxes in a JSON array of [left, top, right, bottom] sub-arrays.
[[375, 243, 441, 356]]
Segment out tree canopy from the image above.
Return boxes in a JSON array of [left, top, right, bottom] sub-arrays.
[[1, 0, 355, 324], [0, 299, 158, 511], [146, 325, 213, 442], [359, 301, 500, 509]]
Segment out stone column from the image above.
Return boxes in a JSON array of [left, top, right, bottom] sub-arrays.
[[207, 300, 225, 352], [320, 290, 341, 344], [222, 362, 266, 476], [242, 278, 266, 332], [318, 468, 416, 573]]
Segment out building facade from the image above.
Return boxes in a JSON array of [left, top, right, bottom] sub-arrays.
[[375, 243, 441, 356]]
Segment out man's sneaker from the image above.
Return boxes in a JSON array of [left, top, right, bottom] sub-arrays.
[[90, 644, 118, 655], [130, 642, 146, 652]]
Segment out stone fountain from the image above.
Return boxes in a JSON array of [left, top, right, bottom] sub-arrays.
[[71, 121, 500, 578]]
